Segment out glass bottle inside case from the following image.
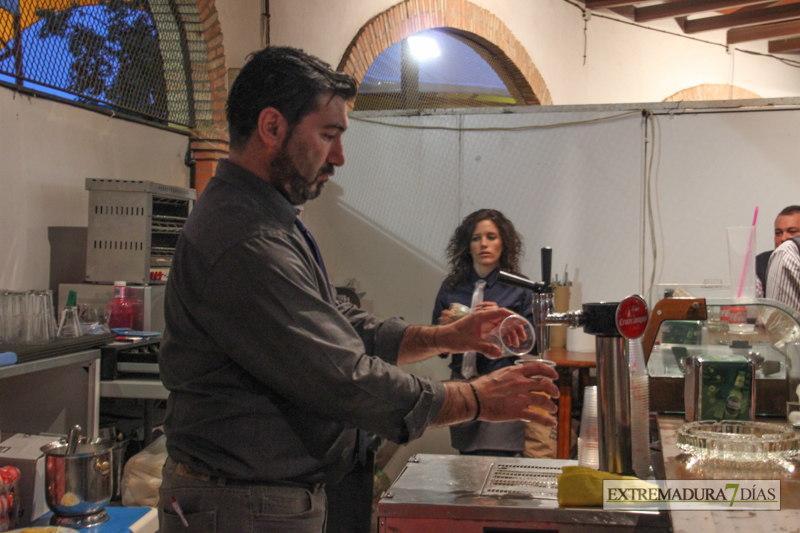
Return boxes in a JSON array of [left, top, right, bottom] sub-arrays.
[[723, 370, 748, 419]]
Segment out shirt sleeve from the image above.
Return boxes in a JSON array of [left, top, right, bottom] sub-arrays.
[[766, 240, 800, 319], [335, 299, 407, 363], [198, 230, 445, 444]]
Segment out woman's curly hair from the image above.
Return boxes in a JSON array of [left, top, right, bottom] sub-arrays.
[[443, 209, 523, 291]]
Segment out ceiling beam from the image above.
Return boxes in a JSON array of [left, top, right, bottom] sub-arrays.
[[768, 35, 800, 53], [584, 0, 639, 9], [727, 19, 800, 43], [681, 3, 800, 34], [634, 0, 771, 23], [608, 5, 636, 19]]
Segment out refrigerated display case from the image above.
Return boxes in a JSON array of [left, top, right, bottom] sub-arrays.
[[645, 295, 800, 416]]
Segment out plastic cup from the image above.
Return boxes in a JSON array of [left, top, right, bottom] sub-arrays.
[[486, 314, 536, 357], [514, 356, 557, 417], [578, 386, 599, 469], [727, 226, 756, 299]]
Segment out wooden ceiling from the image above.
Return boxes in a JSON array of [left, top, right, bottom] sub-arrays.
[[583, 0, 800, 52]]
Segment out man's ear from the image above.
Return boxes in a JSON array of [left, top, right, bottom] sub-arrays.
[[256, 107, 287, 149]]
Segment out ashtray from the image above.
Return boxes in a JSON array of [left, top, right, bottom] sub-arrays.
[[676, 420, 799, 462]]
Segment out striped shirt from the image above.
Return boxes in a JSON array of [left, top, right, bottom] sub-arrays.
[[766, 237, 800, 319]]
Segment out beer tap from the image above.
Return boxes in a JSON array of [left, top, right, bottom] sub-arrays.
[[498, 258, 650, 476]]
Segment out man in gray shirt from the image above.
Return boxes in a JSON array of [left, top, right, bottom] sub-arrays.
[[157, 46, 559, 533]]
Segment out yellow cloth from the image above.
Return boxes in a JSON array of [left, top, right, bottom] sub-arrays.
[[557, 466, 642, 507]]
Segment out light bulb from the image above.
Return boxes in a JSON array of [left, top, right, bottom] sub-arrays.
[[407, 36, 440, 60]]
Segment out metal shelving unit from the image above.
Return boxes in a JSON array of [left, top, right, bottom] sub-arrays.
[[84, 179, 195, 285]]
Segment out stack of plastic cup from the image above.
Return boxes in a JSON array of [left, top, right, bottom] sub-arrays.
[[578, 385, 599, 469], [629, 338, 651, 478]]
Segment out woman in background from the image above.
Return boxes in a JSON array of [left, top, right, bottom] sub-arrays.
[[432, 209, 534, 456]]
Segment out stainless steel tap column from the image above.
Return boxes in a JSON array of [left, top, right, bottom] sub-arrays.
[[498, 271, 645, 476], [532, 293, 553, 353], [595, 335, 632, 475]]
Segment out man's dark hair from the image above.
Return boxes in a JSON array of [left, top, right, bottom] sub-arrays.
[[444, 209, 524, 291], [226, 46, 358, 149], [778, 205, 800, 218]]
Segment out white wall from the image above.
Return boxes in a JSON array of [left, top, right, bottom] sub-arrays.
[[0, 87, 191, 290], [214, 0, 263, 68], [303, 101, 800, 467], [308, 102, 800, 327], [647, 107, 800, 292], [264, 0, 800, 104]]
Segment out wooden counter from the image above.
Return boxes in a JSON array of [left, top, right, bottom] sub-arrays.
[[658, 415, 800, 532]]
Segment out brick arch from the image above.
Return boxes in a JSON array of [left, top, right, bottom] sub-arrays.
[[664, 84, 761, 102], [337, 0, 552, 106], [183, 0, 230, 195]]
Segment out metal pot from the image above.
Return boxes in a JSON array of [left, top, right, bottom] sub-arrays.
[[40, 439, 114, 527]]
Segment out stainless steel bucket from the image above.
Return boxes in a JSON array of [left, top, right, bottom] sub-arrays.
[[40, 440, 114, 527]]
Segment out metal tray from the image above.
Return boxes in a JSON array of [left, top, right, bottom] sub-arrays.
[[480, 462, 561, 499]]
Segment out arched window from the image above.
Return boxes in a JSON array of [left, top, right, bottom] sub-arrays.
[[355, 28, 529, 111], [0, 0, 197, 126]]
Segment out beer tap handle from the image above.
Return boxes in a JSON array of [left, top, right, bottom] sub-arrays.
[[541, 247, 552, 287], [497, 271, 547, 293], [497, 270, 553, 353]]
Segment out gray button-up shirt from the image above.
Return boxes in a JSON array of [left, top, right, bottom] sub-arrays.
[[159, 160, 445, 485]]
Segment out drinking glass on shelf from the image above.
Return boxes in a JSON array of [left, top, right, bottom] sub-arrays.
[[1, 291, 26, 344], [57, 306, 83, 338], [25, 290, 56, 344], [0, 291, 7, 343], [79, 305, 110, 335]]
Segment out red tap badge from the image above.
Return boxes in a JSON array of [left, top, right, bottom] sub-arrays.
[[615, 295, 649, 339]]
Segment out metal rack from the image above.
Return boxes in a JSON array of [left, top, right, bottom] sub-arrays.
[[85, 179, 195, 284]]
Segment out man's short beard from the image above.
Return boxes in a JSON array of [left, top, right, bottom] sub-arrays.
[[270, 150, 323, 206]]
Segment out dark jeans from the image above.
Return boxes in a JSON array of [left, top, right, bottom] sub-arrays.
[[158, 457, 327, 533], [325, 449, 375, 533]]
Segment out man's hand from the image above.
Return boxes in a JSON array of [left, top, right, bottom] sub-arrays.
[[430, 362, 560, 428], [472, 302, 499, 312], [437, 307, 514, 358], [472, 363, 559, 426], [398, 307, 522, 364]]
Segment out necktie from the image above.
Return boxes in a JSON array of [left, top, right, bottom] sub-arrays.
[[460, 279, 486, 380], [295, 217, 330, 286]]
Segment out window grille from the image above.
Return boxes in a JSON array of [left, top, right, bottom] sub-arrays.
[[0, 0, 194, 127], [355, 28, 529, 111]]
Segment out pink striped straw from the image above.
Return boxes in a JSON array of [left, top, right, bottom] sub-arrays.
[[737, 206, 759, 298]]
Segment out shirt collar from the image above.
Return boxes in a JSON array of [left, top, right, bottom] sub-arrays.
[[470, 267, 500, 288], [214, 159, 298, 229]]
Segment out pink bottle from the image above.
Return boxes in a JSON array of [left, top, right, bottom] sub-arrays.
[[106, 281, 135, 329]]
